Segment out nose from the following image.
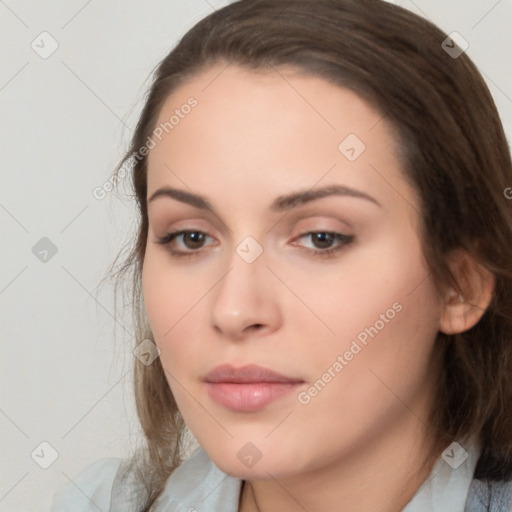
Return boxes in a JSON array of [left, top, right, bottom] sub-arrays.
[[210, 247, 282, 341]]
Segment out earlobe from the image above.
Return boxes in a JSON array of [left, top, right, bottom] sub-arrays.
[[438, 250, 495, 335]]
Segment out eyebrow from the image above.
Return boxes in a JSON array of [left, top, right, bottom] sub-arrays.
[[147, 184, 382, 212]]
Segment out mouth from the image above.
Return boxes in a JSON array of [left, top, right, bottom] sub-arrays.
[[203, 364, 305, 412]]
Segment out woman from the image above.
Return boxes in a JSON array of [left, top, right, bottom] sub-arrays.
[[51, 0, 512, 510]]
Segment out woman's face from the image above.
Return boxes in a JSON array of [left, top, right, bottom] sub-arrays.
[[142, 63, 445, 479]]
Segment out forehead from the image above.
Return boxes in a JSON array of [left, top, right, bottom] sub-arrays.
[[146, 63, 418, 215]]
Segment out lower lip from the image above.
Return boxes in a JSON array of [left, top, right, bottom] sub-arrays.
[[205, 382, 303, 412]]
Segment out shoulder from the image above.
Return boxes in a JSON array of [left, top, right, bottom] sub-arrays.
[[465, 478, 512, 512], [50, 458, 123, 512], [466, 445, 512, 511]]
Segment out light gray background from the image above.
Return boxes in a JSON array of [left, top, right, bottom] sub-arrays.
[[1, 1, 511, 511]]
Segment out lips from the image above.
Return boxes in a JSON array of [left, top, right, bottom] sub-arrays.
[[203, 364, 305, 412], [202, 364, 304, 384]]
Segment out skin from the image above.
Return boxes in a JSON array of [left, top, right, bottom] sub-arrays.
[[142, 63, 492, 512]]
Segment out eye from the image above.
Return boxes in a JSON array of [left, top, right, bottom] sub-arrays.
[[154, 229, 354, 260], [292, 231, 354, 258], [155, 229, 215, 257]]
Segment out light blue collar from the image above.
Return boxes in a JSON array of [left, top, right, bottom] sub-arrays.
[[403, 438, 481, 511], [151, 446, 242, 511]]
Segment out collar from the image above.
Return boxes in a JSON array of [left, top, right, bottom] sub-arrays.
[[151, 446, 242, 511], [403, 437, 481, 512]]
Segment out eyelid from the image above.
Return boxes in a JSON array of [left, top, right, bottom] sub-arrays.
[[290, 218, 353, 234]]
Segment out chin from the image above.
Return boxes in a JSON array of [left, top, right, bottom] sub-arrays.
[[206, 444, 305, 481]]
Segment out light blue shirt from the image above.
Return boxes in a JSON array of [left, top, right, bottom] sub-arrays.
[[50, 439, 482, 511]]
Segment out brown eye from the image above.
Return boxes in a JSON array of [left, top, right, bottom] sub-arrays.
[[293, 231, 355, 259], [156, 229, 353, 260], [155, 230, 215, 257], [310, 232, 336, 249], [181, 231, 206, 249]]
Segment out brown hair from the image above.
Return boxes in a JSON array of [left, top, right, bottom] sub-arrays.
[[108, 0, 512, 509]]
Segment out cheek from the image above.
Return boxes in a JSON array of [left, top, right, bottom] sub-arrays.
[[295, 291, 440, 463], [142, 251, 191, 344], [141, 250, 215, 374], [270, 231, 435, 360], [294, 241, 441, 431]]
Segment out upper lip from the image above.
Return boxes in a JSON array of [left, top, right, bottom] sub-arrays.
[[203, 364, 304, 384]]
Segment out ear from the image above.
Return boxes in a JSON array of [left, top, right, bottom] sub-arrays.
[[439, 249, 495, 335]]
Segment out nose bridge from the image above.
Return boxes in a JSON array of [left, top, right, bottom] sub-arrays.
[[210, 235, 281, 338]]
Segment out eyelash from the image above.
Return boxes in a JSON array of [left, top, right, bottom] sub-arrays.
[[155, 229, 354, 259]]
